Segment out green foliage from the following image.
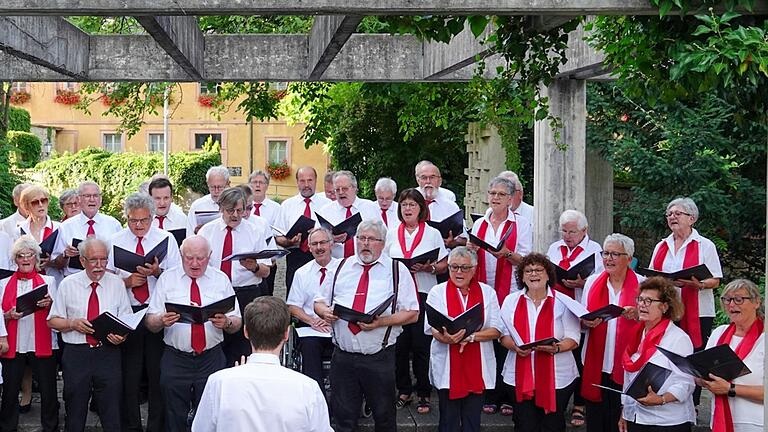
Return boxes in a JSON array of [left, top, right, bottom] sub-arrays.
[[0, 140, 20, 218], [8, 106, 31, 132], [714, 276, 764, 327], [33, 147, 221, 221], [6, 131, 42, 169]]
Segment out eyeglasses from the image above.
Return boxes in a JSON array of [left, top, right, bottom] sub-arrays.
[[127, 217, 151, 226], [334, 186, 353, 194], [665, 211, 691, 218], [223, 207, 245, 215], [80, 194, 101, 200], [601, 251, 629, 259], [309, 240, 332, 247], [16, 252, 36, 260], [524, 268, 547, 275], [84, 257, 108, 265], [720, 296, 753, 305], [448, 264, 475, 272], [250, 180, 268, 186], [63, 201, 79, 208], [399, 202, 419, 208], [635, 296, 664, 306], [487, 191, 509, 198], [208, 184, 227, 191], [561, 229, 582, 236], [182, 254, 210, 262], [29, 197, 49, 207], [356, 236, 383, 243]]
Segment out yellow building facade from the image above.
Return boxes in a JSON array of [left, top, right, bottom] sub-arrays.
[[12, 82, 330, 199]]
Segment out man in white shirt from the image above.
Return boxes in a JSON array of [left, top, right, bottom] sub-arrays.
[[192, 296, 332, 432], [47, 237, 132, 432], [108, 193, 182, 432], [149, 177, 188, 247], [414, 160, 457, 202], [248, 170, 280, 228], [51, 181, 123, 277], [240, 179, 280, 296], [415, 163, 466, 252], [276, 166, 331, 292], [186, 165, 230, 235], [318, 170, 379, 259], [315, 220, 419, 432], [0, 183, 30, 238], [375, 177, 399, 230], [145, 235, 242, 432]]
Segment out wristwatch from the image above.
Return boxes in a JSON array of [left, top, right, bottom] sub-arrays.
[[469, 333, 476, 343], [728, 383, 736, 397]]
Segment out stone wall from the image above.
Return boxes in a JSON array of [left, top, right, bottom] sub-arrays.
[[463, 123, 506, 217]]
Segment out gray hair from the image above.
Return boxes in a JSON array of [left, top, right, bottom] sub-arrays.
[[12, 183, 31, 200], [448, 246, 477, 266], [375, 177, 397, 195], [559, 209, 588, 230], [721, 279, 764, 320], [487, 177, 515, 195], [78, 237, 109, 258], [603, 233, 635, 257], [58, 189, 79, 210], [123, 192, 156, 217], [206, 165, 230, 182], [414, 160, 436, 175], [666, 197, 699, 220], [498, 170, 523, 191], [356, 219, 387, 241], [78, 181, 101, 195], [307, 227, 333, 243], [216, 187, 246, 211], [323, 170, 334, 183], [137, 181, 150, 195], [248, 169, 270, 185], [333, 170, 358, 189], [12, 235, 42, 269], [180, 235, 211, 256]]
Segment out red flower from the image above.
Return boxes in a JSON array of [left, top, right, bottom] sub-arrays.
[[266, 160, 291, 180], [620, 113, 630, 122], [10, 91, 30, 105], [198, 94, 216, 108], [54, 90, 80, 105]]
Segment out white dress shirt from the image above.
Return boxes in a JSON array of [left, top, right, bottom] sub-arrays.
[[107, 227, 182, 306], [514, 201, 534, 232], [1, 211, 26, 239], [318, 197, 380, 258], [186, 194, 219, 234], [706, 324, 764, 431], [470, 212, 533, 292], [287, 258, 341, 319], [16, 217, 59, 242], [276, 193, 330, 236], [0, 231, 13, 269], [417, 187, 456, 203], [252, 197, 280, 228], [317, 255, 419, 355], [649, 229, 723, 316], [53, 212, 123, 276], [242, 215, 277, 249], [197, 219, 271, 287], [385, 224, 448, 294], [191, 352, 332, 432], [48, 271, 132, 344], [0, 275, 59, 352], [546, 235, 604, 302], [148, 267, 241, 352], [426, 281, 501, 390], [379, 202, 400, 230], [153, 204, 188, 238], [622, 323, 695, 426], [500, 289, 580, 389]]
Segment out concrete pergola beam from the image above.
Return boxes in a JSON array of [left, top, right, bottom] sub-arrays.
[[0, 16, 89, 79], [135, 16, 205, 81], [308, 15, 363, 80]]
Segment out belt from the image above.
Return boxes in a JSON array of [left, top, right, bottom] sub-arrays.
[[164, 344, 220, 358], [64, 342, 114, 350], [333, 344, 395, 357]]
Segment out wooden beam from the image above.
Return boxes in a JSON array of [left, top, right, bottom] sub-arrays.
[[0, 16, 89, 79], [307, 15, 363, 80], [135, 16, 205, 81]]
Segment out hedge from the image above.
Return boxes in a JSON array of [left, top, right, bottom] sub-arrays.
[[8, 106, 31, 133], [7, 131, 42, 169]]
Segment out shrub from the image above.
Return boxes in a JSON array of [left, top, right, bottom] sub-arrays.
[[8, 106, 31, 132], [7, 131, 42, 169]]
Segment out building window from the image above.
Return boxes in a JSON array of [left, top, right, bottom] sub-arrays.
[[103, 133, 122, 153], [194, 133, 222, 150], [148, 133, 165, 152], [268, 82, 288, 91], [267, 139, 288, 164], [12, 82, 29, 93], [199, 82, 221, 95], [59, 82, 78, 92]]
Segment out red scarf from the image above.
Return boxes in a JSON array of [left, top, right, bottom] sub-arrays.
[[475, 218, 517, 305], [446, 278, 485, 399], [1, 271, 53, 358], [581, 270, 642, 401], [397, 222, 426, 259], [622, 318, 671, 373], [712, 319, 763, 432], [652, 238, 702, 347], [553, 245, 584, 298], [514, 289, 556, 413]]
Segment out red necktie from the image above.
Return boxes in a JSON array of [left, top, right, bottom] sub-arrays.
[[344, 206, 354, 257], [86, 219, 95, 237], [86, 282, 100, 346], [299, 198, 312, 252], [558, 245, 584, 270], [381, 208, 388, 227], [132, 237, 149, 304], [425, 200, 434, 220], [189, 278, 206, 354], [220, 226, 233, 280], [156, 215, 165, 229], [253, 203, 262, 216], [348, 264, 372, 335], [319, 267, 327, 287]]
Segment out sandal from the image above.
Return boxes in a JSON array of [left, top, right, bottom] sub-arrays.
[[500, 404, 514, 416], [416, 397, 431, 414], [482, 404, 498, 415], [395, 394, 412, 409], [570, 407, 586, 427]]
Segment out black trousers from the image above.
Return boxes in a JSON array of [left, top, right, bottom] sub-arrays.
[[160, 345, 225, 432], [437, 389, 484, 432], [692, 316, 713, 406], [223, 284, 266, 366], [395, 292, 431, 398], [297, 336, 333, 391], [331, 346, 396, 432], [484, 340, 513, 407], [62, 343, 122, 432], [571, 334, 585, 407], [285, 249, 313, 297], [121, 322, 165, 432], [511, 381, 575, 432], [585, 373, 622, 432], [264, 264, 277, 296], [0, 352, 59, 432], [626, 422, 691, 432]]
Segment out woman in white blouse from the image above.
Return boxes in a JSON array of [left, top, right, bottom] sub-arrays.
[[499, 253, 580, 432], [619, 277, 695, 432], [0, 236, 59, 432], [426, 246, 501, 432], [387, 188, 448, 414], [17, 186, 60, 269], [700, 279, 764, 432]]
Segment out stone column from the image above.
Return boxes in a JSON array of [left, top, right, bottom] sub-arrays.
[[464, 123, 506, 216]]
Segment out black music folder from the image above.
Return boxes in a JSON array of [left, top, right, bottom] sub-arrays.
[[90, 308, 148, 344], [282, 215, 316, 240], [169, 228, 186, 247], [636, 264, 713, 281], [392, 248, 440, 269], [113, 237, 169, 273], [14, 284, 49, 317], [222, 249, 290, 261], [425, 303, 484, 337], [68, 238, 84, 270], [555, 254, 596, 282], [657, 344, 750, 381], [333, 295, 394, 324], [317, 213, 362, 239], [194, 210, 219, 227], [593, 362, 672, 400], [427, 210, 464, 239], [469, 213, 484, 223], [165, 295, 236, 325], [580, 304, 626, 322], [468, 224, 514, 253], [519, 337, 560, 351], [39, 230, 59, 257], [0, 269, 14, 280]]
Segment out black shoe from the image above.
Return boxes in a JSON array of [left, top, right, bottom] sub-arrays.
[[363, 402, 372, 418], [19, 403, 31, 414]]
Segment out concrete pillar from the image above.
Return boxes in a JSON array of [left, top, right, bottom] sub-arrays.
[[533, 79, 613, 252], [464, 123, 506, 216]]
